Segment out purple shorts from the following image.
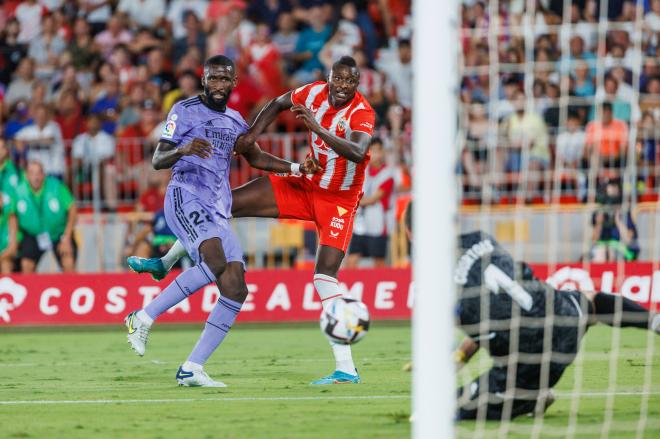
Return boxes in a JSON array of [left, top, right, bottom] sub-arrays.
[[164, 185, 244, 268]]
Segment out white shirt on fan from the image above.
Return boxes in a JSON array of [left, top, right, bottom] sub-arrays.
[[15, 122, 65, 176]]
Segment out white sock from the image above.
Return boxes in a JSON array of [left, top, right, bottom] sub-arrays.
[[161, 240, 187, 270], [182, 360, 203, 371], [314, 274, 357, 375], [136, 309, 153, 326]]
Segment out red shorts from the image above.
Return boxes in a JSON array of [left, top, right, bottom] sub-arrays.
[[269, 174, 362, 253]]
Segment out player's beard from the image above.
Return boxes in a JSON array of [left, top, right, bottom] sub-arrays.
[[204, 87, 231, 111]]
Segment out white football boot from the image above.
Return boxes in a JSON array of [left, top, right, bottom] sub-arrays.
[[125, 310, 151, 356], [176, 363, 227, 387]]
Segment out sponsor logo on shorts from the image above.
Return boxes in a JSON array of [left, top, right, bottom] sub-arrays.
[[330, 217, 345, 230], [336, 206, 348, 217], [330, 231, 340, 238]]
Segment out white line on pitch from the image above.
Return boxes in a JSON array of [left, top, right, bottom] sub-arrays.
[[0, 395, 410, 406]]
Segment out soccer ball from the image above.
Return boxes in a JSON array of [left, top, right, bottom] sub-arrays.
[[320, 297, 370, 345]]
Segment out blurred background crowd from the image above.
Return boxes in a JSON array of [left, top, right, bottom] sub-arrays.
[[0, 0, 657, 273], [0, 0, 413, 273]]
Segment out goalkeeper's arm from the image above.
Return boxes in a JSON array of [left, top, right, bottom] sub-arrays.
[[455, 336, 480, 371]]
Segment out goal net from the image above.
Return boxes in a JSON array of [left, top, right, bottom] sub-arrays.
[[419, 0, 660, 437]]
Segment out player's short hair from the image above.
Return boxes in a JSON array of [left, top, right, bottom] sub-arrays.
[[332, 56, 358, 71], [204, 55, 236, 71]]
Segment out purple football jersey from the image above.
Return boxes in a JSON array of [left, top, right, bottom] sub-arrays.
[[159, 96, 248, 218]]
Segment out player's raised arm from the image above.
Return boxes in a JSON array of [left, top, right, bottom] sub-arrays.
[[293, 104, 372, 163], [234, 139, 321, 175], [152, 138, 213, 170], [235, 92, 293, 150]]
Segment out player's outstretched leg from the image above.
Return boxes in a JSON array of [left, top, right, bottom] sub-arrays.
[[127, 240, 188, 281], [310, 246, 360, 385], [125, 259, 216, 355], [125, 239, 224, 356], [177, 262, 247, 387], [588, 291, 660, 333]]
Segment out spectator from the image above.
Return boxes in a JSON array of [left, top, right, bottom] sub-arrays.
[[4, 100, 33, 140], [4, 58, 36, 111], [319, 1, 362, 71], [561, 35, 597, 78], [636, 111, 659, 191], [14, 104, 65, 179], [14, 160, 77, 273], [67, 16, 99, 71], [206, 0, 255, 62], [29, 12, 67, 81], [247, 0, 293, 32], [118, 82, 148, 129], [354, 48, 386, 118], [94, 14, 133, 61], [136, 169, 170, 213], [272, 11, 299, 74], [0, 18, 27, 86], [117, 0, 166, 30], [290, 4, 332, 85], [78, 0, 113, 35], [0, 138, 20, 195], [555, 113, 588, 200], [115, 99, 161, 197], [346, 138, 395, 268], [379, 39, 413, 111], [244, 22, 285, 99], [166, 0, 207, 39], [71, 113, 116, 207], [572, 60, 595, 97], [54, 89, 87, 144], [146, 47, 177, 97], [109, 44, 137, 88], [0, 186, 19, 274], [162, 70, 201, 112], [501, 90, 550, 200], [585, 102, 629, 174], [590, 178, 639, 262], [90, 71, 121, 135], [15, 0, 44, 44], [173, 10, 207, 64], [592, 74, 634, 123], [0, 139, 20, 274], [461, 102, 492, 191]]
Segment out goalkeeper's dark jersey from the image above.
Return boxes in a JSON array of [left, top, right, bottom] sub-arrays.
[[455, 231, 587, 361]]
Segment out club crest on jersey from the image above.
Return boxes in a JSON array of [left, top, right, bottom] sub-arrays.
[[337, 119, 348, 132], [162, 120, 176, 139]]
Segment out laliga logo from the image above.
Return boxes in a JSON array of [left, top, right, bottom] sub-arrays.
[[545, 266, 595, 292], [0, 277, 27, 323]]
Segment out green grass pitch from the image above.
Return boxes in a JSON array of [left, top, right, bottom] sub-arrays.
[[1, 322, 658, 438]]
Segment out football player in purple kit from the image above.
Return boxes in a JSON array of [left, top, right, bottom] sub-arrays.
[[124, 55, 320, 387]]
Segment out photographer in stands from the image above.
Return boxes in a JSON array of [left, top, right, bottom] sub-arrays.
[[590, 178, 639, 262]]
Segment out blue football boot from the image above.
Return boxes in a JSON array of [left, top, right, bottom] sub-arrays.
[[127, 256, 168, 281], [310, 370, 361, 385]]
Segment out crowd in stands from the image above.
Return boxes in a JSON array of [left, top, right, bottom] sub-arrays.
[[459, 0, 660, 206], [0, 0, 413, 272], [1, 0, 657, 272]]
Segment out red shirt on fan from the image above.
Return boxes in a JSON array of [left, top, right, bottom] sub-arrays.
[[291, 81, 375, 193]]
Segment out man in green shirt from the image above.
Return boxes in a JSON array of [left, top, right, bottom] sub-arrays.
[[15, 160, 77, 273], [0, 188, 20, 273], [0, 138, 20, 194], [0, 138, 21, 273]]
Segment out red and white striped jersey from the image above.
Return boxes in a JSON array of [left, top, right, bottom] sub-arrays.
[[291, 81, 376, 193]]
